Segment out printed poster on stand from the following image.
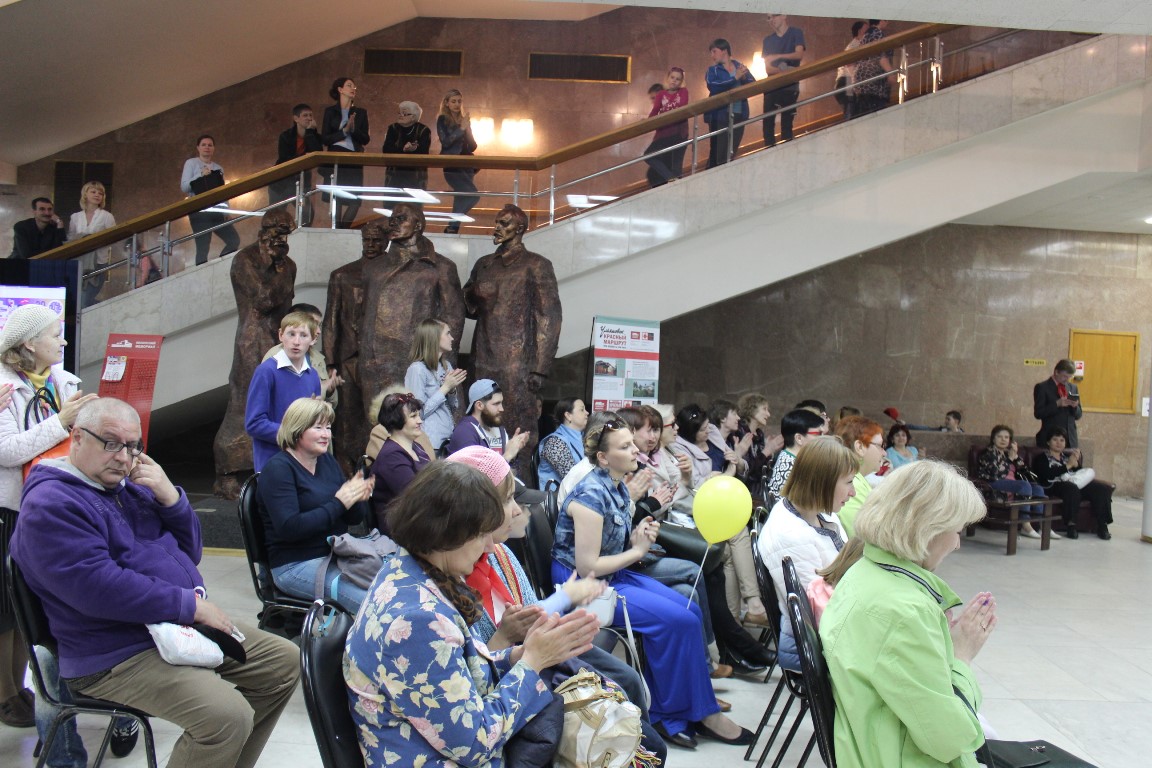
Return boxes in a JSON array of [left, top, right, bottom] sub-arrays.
[[98, 333, 165, 449], [589, 316, 660, 412]]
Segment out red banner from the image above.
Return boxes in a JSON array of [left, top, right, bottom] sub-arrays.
[[97, 334, 164, 449]]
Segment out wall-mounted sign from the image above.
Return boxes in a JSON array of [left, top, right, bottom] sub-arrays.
[[1023, 358, 1047, 367]]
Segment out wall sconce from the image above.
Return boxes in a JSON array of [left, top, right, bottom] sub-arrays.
[[500, 118, 534, 149], [749, 52, 768, 81], [471, 116, 495, 146]]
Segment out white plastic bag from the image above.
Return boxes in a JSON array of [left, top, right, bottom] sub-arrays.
[[145, 623, 225, 668]]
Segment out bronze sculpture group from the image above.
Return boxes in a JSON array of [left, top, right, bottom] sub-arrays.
[[213, 203, 562, 496]]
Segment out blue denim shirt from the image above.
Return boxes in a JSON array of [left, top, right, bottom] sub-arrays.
[[552, 467, 632, 572]]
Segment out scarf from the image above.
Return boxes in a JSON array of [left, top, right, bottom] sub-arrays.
[[465, 555, 518, 621]]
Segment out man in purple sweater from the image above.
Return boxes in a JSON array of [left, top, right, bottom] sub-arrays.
[[11, 398, 299, 768]]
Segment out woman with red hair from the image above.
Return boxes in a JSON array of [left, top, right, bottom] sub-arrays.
[[832, 416, 886, 537]]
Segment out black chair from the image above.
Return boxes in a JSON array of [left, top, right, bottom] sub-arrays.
[[6, 556, 158, 768], [786, 592, 836, 767], [236, 473, 312, 630], [543, 479, 560, 529], [300, 600, 364, 768]]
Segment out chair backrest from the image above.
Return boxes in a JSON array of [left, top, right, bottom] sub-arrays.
[[6, 556, 64, 708], [750, 531, 782, 639], [786, 594, 837, 767], [300, 600, 364, 768], [543, 479, 560, 530], [780, 555, 803, 605], [520, 499, 557, 601], [236, 473, 272, 602]]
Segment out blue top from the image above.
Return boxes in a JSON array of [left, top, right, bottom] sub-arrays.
[[536, 423, 583, 488], [403, 360, 458, 450], [761, 26, 806, 73], [244, 353, 322, 471], [257, 450, 364, 568], [552, 466, 632, 574], [705, 59, 755, 124], [469, 545, 573, 645], [345, 551, 552, 767], [885, 445, 919, 470]]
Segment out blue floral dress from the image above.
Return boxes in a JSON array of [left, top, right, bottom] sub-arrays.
[[344, 551, 553, 767]]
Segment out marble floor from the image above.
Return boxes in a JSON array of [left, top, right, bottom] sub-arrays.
[[3, 499, 1150, 767]]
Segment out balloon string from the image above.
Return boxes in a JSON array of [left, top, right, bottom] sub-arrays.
[[687, 549, 707, 610]]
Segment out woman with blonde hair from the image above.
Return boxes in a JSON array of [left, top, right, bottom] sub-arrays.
[[68, 181, 118, 303], [437, 88, 480, 233], [403, 318, 466, 454], [821, 461, 994, 767], [256, 397, 374, 611], [756, 435, 855, 671]]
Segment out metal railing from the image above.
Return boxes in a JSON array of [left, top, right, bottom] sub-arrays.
[[35, 23, 1094, 308]]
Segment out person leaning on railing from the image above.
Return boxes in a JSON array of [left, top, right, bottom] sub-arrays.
[[382, 100, 432, 190], [67, 181, 117, 304], [180, 134, 241, 265]]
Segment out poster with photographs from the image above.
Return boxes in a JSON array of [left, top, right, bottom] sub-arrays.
[[589, 315, 660, 412]]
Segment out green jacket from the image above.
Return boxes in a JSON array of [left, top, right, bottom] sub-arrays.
[[819, 544, 984, 768], [835, 472, 872, 538]]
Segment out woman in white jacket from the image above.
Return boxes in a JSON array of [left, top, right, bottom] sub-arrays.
[[67, 181, 117, 305], [756, 435, 856, 671], [0, 304, 95, 737]]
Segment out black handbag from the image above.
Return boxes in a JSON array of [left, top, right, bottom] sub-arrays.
[[979, 739, 1097, 767], [655, 522, 726, 575], [189, 168, 225, 195]]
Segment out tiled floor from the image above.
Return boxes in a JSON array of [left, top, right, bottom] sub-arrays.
[[3, 500, 1150, 767]]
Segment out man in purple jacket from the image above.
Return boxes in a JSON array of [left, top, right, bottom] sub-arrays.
[[11, 398, 299, 768]]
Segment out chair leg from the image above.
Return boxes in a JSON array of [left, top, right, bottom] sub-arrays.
[[754, 695, 802, 768], [35, 712, 74, 768], [795, 733, 817, 768], [767, 701, 810, 768], [746, 672, 789, 759], [140, 716, 159, 768], [91, 718, 115, 768]]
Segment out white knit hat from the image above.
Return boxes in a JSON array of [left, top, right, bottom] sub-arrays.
[[0, 304, 61, 354]]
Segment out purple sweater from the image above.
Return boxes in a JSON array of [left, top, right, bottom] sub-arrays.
[[10, 460, 204, 678]]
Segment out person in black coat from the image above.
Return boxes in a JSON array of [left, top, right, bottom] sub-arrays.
[[1031, 426, 1112, 539], [270, 104, 323, 225], [319, 77, 369, 228], [9, 198, 65, 259], [1033, 358, 1082, 447]]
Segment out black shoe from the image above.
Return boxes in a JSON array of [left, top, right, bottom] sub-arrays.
[[655, 722, 697, 750], [1065, 525, 1079, 539], [444, 222, 460, 234], [111, 719, 140, 757], [694, 722, 756, 746], [721, 655, 768, 678], [1097, 524, 1112, 540]]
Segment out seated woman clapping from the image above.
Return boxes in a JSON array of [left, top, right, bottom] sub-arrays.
[[1031, 426, 1113, 540], [257, 398, 374, 611], [821, 461, 995, 767], [551, 417, 753, 749], [345, 460, 601, 768], [450, 445, 669, 764], [368, 392, 432, 531], [536, 397, 588, 488]]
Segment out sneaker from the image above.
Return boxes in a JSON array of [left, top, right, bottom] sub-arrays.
[[110, 719, 140, 758]]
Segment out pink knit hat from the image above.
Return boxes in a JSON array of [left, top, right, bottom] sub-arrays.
[[445, 445, 511, 486]]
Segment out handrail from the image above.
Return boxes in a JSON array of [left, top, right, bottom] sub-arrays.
[[30, 22, 964, 264]]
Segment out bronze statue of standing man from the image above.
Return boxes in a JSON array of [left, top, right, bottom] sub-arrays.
[[357, 203, 465, 424], [465, 204, 561, 456], [322, 220, 386, 473], [213, 207, 296, 498]]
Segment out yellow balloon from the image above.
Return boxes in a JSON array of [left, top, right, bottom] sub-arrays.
[[692, 475, 753, 544]]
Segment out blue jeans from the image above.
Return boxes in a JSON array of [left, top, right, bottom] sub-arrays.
[[34, 647, 87, 768], [272, 557, 368, 614], [990, 479, 1047, 517]]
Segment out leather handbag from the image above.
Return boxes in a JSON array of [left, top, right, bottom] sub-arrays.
[[188, 168, 225, 195], [655, 522, 726, 575], [979, 739, 1097, 767]]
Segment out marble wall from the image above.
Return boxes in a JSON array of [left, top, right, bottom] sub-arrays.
[[657, 223, 1152, 496], [1, 8, 1082, 257]]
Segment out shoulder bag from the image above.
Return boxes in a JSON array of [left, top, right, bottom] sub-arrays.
[[22, 387, 70, 480]]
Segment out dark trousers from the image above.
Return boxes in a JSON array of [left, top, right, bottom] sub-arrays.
[[444, 167, 480, 216], [643, 136, 685, 188], [855, 92, 890, 118], [320, 147, 364, 228], [704, 567, 774, 666], [188, 211, 240, 265], [706, 121, 745, 168], [763, 85, 800, 146], [834, 75, 858, 120], [1047, 480, 1114, 528]]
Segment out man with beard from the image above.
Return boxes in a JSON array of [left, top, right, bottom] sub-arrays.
[[358, 203, 465, 430], [212, 208, 295, 498], [445, 379, 529, 462], [322, 221, 386, 472], [464, 205, 561, 459]]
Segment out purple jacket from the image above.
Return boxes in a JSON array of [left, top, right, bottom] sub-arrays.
[[10, 459, 204, 678]]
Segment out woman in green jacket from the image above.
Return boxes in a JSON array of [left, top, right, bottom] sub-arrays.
[[820, 461, 996, 767]]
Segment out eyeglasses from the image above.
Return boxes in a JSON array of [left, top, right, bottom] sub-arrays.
[[80, 427, 144, 457], [662, 422, 676, 430], [870, 439, 885, 448]]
